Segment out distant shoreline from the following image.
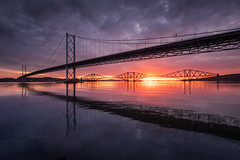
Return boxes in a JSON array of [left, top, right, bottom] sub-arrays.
[[1, 74, 240, 82]]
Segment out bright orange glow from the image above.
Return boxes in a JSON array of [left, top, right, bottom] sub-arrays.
[[0, 68, 22, 78], [142, 77, 178, 81], [1, 54, 239, 79]]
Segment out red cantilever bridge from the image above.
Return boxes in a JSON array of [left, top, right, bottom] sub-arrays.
[[116, 72, 149, 81], [18, 28, 240, 81], [81, 70, 218, 81], [81, 73, 104, 81], [114, 70, 218, 81], [80, 72, 149, 81], [162, 69, 218, 81]]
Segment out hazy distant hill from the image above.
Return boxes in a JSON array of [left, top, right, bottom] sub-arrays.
[[1, 74, 240, 82], [197, 74, 240, 81], [0, 77, 64, 82], [0, 78, 16, 82]]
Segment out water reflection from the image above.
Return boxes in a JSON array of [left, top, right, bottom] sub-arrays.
[[26, 82, 240, 140], [66, 83, 76, 135], [183, 81, 191, 94], [21, 83, 27, 100], [80, 81, 221, 95], [126, 82, 136, 92]]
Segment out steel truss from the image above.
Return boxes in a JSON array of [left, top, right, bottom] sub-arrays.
[[82, 73, 103, 81], [66, 33, 76, 81], [116, 72, 149, 81], [162, 69, 218, 80]]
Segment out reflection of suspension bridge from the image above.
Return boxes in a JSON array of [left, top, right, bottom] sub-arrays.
[[66, 83, 76, 134], [18, 28, 240, 82], [162, 69, 219, 81], [22, 83, 240, 140]]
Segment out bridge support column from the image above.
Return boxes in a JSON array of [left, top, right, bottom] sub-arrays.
[[21, 65, 26, 83], [217, 73, 219, 83], [66, 33, 76, 83]]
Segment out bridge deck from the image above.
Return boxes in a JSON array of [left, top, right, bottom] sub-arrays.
[[19, 29, 240, 78]]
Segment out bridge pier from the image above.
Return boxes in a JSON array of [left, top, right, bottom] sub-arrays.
[[21, 65, 27, 83], [65, 33, 77, 83]]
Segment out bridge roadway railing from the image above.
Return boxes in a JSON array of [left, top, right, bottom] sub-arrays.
[[18, 29, 240, 79]]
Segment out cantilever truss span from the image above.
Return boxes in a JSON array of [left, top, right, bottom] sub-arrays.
[[82, 73, 103, 81], [116, 72, 149, 81], [162, 69, 218, 80], [19, 29, 240, 79]]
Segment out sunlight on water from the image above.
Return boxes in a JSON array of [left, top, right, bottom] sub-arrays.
[[0, 81, 240, 160], [23, 81, 240, 118]]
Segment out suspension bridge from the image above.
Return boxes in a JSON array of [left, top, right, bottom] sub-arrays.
[[18, 28, 240, 82]]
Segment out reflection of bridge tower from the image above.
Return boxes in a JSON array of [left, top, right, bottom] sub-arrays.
[[66, 83, 76, 135], [20, 83, 27, 99], [116, 72, 148, 81], [65, 33, 76, 83], [162, 69, 218, 81]]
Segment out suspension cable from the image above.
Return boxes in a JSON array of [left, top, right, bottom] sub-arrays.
[[39, 35, 65, 69], [46, 47, 66, 67], [75, 27, 240, 42]]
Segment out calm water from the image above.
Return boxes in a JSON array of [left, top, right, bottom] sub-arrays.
[[0, 81, 240, 160]]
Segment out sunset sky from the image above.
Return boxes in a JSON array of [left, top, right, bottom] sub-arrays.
[[0, 0, 240, 79]]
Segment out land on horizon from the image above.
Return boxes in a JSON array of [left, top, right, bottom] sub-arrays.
[[1, 74, 240, 82]]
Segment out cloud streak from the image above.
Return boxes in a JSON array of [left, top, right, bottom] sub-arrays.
[[0, 0, 240, 78]]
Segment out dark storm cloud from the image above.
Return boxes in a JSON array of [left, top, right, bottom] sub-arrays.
[[0, 0, 240, 75]]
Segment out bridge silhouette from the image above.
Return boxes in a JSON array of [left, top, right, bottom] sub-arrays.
[[79, 72, 149, 81], [18, 28, 240, 81], [81, 73, 104, 81], [81, 69, 218, 81], [116, 72, 149, 81], [161, 69, 218, 81]]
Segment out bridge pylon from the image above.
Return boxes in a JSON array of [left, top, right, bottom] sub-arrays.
[[65, 33, 76, 83], [21, 65, 27, 83]]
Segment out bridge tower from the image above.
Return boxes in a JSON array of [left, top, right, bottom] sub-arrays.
[[66, 33, 76, 83], [21, 65, 27, 82]]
